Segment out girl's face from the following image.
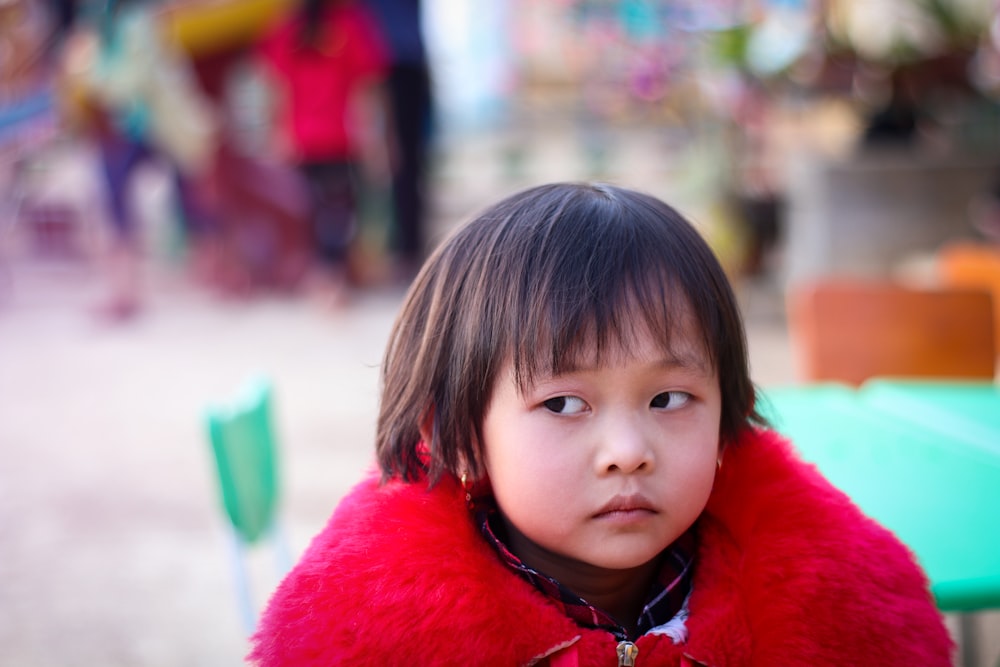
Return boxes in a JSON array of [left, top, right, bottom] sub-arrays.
[[481, 315, 721, 587]]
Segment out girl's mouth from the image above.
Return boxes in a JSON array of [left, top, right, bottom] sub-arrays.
[[594, 493, 657, 518]]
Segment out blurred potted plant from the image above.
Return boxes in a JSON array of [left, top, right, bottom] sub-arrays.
[[816, 0, 998, 151]]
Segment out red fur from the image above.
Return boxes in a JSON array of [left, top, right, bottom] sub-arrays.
[[250, 430, 953, 666]]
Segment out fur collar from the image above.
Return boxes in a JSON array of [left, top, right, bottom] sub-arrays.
[[251, 429, 952, 666]]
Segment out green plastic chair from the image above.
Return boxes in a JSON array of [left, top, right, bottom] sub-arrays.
[[205, 376, 291, 634]]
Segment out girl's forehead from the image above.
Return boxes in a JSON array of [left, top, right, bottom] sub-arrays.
[[512, 305, 713, 385]]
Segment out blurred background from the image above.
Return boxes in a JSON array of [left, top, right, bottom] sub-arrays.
[[2, 0, 1000, 664]]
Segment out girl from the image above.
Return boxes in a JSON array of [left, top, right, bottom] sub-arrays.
[[250, 183, 952, 665]]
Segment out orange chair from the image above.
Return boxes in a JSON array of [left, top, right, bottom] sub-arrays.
[[787, 279, 997, 386], [937, 242, 1000, 353]]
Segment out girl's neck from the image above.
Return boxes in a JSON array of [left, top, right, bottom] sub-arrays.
[[500, 515, 661, 633], [558, 560, 660, 635]]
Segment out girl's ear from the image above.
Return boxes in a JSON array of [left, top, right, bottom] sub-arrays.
[[419, 403, 485, 483], [418, 404, 435, 446]]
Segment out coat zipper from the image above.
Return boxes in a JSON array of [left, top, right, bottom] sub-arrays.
[[616, 641, 638, 666]]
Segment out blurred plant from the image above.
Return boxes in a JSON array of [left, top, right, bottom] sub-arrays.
[[708, 0, 996, 91], [825, 0, 994, 66]]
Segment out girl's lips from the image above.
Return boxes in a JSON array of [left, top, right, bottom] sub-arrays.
[[593, 493, 657, 518]]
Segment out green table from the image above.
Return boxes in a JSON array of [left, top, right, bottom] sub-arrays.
[[861, 380, 1000, 457], [759, 382, 1000, 613]]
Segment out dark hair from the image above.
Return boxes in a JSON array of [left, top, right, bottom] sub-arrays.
[[376, 182, 766, 485], [296, 0, 347, 49]]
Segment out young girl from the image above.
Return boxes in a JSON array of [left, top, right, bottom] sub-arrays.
[[250, 183, 952, 665]]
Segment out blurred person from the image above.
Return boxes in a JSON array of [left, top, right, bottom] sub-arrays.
[[363, 0, 433, 281], [70, 0, 218, 319], [258, 0, 389, 307]]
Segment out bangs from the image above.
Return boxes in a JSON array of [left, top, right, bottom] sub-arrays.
[[501, 188, 720, 390], [511, 264, 708, 390]]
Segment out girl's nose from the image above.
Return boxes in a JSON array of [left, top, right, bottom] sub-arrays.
[[595, 416, 654, 475]]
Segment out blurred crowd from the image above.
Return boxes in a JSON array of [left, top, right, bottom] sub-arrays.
[[2, 0, 434, 319], [5, 0, 1000, 322]]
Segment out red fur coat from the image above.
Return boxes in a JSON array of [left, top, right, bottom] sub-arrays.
[[250, 429, 952, 666]]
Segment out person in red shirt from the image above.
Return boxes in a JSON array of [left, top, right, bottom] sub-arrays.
[[259, 0, 388, 304]]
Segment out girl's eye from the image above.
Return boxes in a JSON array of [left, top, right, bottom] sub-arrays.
[[543, 396, 588, 415], [650, 391, 691, 410]]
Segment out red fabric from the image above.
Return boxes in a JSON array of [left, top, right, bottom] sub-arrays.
[[551, 646, 581, 667], [258, 4, 387, 161], [249, 429, 954, 666]]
